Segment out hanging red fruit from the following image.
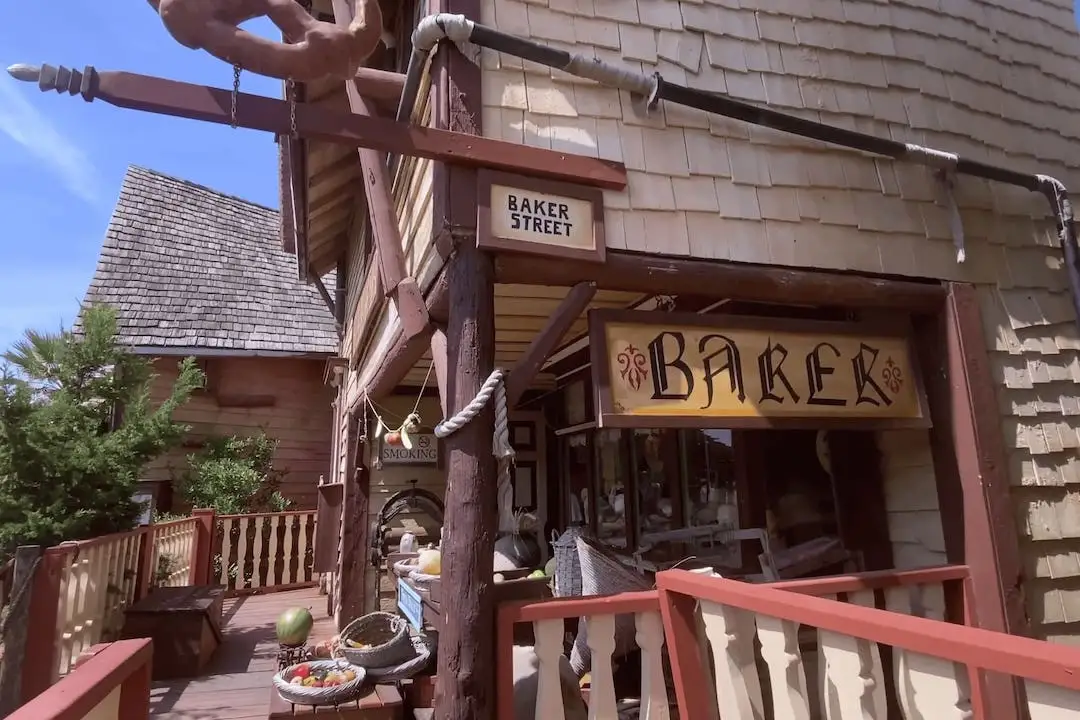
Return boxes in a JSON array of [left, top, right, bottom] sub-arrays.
[[386, 431, 402, 445]]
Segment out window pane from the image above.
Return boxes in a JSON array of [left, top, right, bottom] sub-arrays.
[[595, 428, 629, 548]]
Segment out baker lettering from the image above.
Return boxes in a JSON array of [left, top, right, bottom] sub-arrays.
[[506, 192, 574, 237]]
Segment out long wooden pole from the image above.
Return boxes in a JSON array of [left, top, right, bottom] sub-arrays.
[[436, 247, 498, 719]]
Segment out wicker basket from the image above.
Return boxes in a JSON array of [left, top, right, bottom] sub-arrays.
[[552, 525, 588, 597], [340, 612, 414, 667], [393, 558, 440, 586], [366, 633, 434, 682], [569, 536, 653, 677], [273, 659, 366, 706]]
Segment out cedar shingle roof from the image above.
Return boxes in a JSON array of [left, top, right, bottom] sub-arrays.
[[82, 166, 338, 355]]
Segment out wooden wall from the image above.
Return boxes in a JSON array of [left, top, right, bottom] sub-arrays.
[[479, 0, 1080, 642], [877, 430, 947, 570], [144, 355, 335, 510]]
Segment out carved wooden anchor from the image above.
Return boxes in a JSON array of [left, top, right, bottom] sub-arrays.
[[145, 0, 384, 81]]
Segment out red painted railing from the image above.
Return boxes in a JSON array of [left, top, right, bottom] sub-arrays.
[[658, 568, 1080, 719], [17, 508, 314, 705], [495, 564, 972, 719], [9, 639, 152, 720]]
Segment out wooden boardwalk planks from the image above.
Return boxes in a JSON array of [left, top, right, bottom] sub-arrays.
[[149, 587, 337, 720]]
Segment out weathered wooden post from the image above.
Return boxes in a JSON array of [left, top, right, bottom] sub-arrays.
[[435, 243, 499, 719], [0, 546, 42, 717]]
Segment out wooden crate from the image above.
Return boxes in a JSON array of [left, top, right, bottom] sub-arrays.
[[122, 585, 224, 680]]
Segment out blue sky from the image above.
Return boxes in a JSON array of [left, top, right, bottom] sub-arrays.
[[0, 5, 282, 351]]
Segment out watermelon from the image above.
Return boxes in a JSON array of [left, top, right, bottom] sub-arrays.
[[276, 607, 314, 646]]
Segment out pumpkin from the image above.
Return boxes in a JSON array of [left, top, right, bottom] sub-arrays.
[[276, 607, 314, 646], [417, 548, 442, 576]]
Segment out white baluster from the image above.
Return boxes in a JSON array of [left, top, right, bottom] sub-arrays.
[[585, 614, 617, 720], [700, 600, 765, 719], [635, 611, 670, 720], [250, 518, 264, 589], [283, 515, 297, 585], [819, 630, 878, 719], [269, 514, 282, 586], [236, 517, 250, 589], [218, 518, 234, 586], [1026, 681, 1080, 719], [297, 514, 311, 583], [847, 590, 887, 719], [885, 586, 971, 720], [534, 618, 568, 720], [756, 615, 811, 720]]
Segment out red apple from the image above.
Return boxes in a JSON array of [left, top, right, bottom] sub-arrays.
[[386, 431, 402, 445]]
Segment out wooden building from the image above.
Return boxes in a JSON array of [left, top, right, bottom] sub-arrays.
[[82, 167, 338, 511], [273, 0, 1080, 708], [16, 0, 1080, 715]]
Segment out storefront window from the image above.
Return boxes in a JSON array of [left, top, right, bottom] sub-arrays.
[[595, 429, 629, 548]]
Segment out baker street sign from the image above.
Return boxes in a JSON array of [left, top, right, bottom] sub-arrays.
[[477, 169, 605, 262], [589, 310, 929, 429]]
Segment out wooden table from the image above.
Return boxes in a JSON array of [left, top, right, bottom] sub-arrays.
[[268, 684, 403, 719], [122, 584, 225, 680]]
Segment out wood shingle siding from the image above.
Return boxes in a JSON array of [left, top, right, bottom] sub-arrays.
[[479, 0, 1080, 641]]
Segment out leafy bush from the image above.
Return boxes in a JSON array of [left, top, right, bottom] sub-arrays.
[[177, 432, 290, 514], [0, 305, 203, 554]]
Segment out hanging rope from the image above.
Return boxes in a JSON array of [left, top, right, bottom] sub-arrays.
[[435, 368, 516, 533]]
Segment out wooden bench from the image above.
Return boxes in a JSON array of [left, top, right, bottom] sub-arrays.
[[268, 684, 403, 719]]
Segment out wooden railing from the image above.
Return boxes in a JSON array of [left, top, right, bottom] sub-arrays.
[[9, 639, 152, 720], [658, 568, 1080, 719], [14, 508, 316, 706], [147, 518, 198, 588], [495, 565, 971, 719], [213, 510, 316, 595]]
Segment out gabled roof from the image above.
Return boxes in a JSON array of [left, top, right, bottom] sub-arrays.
[[83, 166, 338, 355]]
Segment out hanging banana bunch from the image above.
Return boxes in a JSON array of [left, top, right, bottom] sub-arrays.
[[377, 412, 423, 449]]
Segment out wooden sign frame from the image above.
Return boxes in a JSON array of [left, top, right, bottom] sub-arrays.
[[476, 169, 605, 263], [589, 309, 931, 430]]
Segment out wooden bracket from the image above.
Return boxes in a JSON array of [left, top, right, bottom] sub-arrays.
[[505, 281, 597, 407]]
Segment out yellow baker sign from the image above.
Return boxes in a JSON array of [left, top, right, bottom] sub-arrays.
[[589, 310, 928, 429]]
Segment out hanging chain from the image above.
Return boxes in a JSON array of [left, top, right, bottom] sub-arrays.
[[286, 77, 298, 139], [230, 64, 242, 129]]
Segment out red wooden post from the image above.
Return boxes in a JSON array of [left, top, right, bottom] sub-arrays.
[[118, 645, 152, 718], [191, 508, 216, 585], [133, 526, 156, 601], [657, 586, 716, 718], [21, 548, 72, 702]]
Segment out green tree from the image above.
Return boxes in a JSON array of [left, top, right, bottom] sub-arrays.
[[0, 305, 204, 553], [2, 327, 65, 398], [176, 432, 290, 514]]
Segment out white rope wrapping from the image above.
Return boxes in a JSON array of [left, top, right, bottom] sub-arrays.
[[411, 13, 479, 66], [435, 368, 517, 532], [905, 143, 959, 170]]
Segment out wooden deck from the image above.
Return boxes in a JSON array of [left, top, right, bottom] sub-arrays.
[[149, 587, 333, 720]]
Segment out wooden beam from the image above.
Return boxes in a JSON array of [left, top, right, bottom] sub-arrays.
[[364, 325, 435, 399], [360, 273, 452, 401], [505, 281, 596, 407], [329, 0, 428, 340], [495, 251, 947, 312], [915, 285, 1024, 720], [31, 65, 627, 190], [351, 67, 405, 103]]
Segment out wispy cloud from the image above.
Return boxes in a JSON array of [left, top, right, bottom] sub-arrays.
[[0, 74, 99, 204]]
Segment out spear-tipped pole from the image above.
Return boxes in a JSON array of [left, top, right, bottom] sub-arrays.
[[5, 63, 97, 101]]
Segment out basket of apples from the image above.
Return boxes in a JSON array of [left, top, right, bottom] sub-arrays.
[[273, 659, 366, 706]]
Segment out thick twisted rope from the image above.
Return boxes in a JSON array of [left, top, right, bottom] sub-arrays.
[[435, 368, 517, 532]]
